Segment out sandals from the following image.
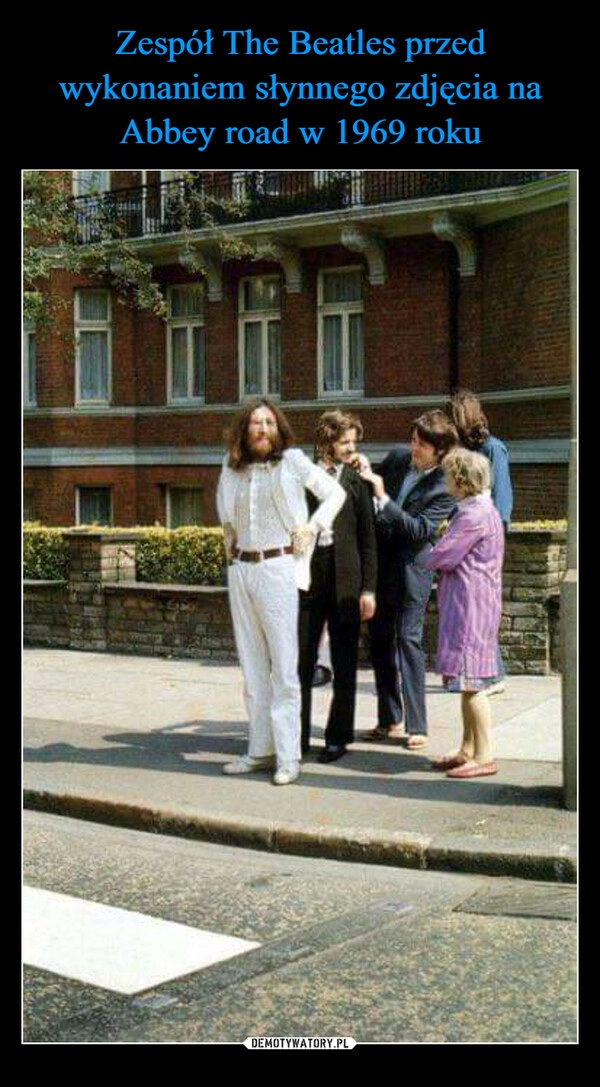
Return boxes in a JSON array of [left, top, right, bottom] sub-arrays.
[[362, 724, 405, 742], [404, 735, 428, 750], [362, 727, 428, 750], [446, 759, 498, 779]]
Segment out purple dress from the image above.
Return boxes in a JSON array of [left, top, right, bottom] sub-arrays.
[[423, 494, 504, 689]]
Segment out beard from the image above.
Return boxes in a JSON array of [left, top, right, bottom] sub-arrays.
[[245, 431, 283, 462]]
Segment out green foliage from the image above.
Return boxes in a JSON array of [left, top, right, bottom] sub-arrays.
[[23, 523, 227, 585], [136, 527, 227, 585], [510, 520, 568, 532], [22, 523, 69, 580], [23, 170, 255, 326]]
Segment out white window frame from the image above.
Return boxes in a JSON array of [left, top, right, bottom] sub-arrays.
[[23, 324, 36, 407], [238, 276, 282, 401], [76, 486, 113, 527], [166, 485, 204, 529], [167, 284, 206, 404], [74, 288, 112, 406], [317, 267, 365, 399]]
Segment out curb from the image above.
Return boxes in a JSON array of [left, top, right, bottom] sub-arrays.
[[23, 789, 577, 885]]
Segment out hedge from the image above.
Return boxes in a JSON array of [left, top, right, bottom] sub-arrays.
[[23, 523, 227, 585], [23, 523, 69, 581], [22, 520, 568, 583]]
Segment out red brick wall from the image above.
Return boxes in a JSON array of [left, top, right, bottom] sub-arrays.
[[485, 398, 570, 441], [205, 278, 237, 403], [511, 465, 568, 522], [22, 467, 138, 526], [366, 238, 451, 396], [458, 206, 569, 392], [23, 465, 222, 527]]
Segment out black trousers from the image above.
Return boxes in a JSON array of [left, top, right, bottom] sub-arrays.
[[368, 590, 430, 737], [298, 546, 361, 751]]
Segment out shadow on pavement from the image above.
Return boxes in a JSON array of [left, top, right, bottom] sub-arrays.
[[23, 720, 562, 808]]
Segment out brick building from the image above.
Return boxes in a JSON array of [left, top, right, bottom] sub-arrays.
[[23, 170, 571, 527]]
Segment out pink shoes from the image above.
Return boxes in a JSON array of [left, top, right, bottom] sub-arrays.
[[431, 753, 469, 772], [445, 760, 498, 779]]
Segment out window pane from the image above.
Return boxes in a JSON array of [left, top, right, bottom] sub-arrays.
[[244, 322, 262, 394], [268, 321, 280, 395], [170, 488, 203, 528], [348, 313, 364, 390], [78, 289, 109, 321], [24, 333, 36, 404], [170, 285, 203, 318], [192, 327, 206, 399], [79, 332, 108, 400], [323, 316, 343, 391], [79, 488, 111, 526], [243, 278, 281, 312], [171, 327, 189, 398], [75, 171, 109, 196], [322, 271, 363, 304], [23, 489, 36, 522]]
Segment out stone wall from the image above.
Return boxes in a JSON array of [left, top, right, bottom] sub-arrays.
[[23, 529, 567, 674]]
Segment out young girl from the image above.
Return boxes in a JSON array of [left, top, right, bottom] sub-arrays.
[[423, 448, 504, 779]]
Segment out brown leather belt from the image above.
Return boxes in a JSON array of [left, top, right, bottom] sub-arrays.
[[232, 545, 294, 563]]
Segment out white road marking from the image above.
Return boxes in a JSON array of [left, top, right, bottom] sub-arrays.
[[23, 886, 260, 995]]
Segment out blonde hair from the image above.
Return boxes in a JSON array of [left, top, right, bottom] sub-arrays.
[[443, 447, 491, 497]]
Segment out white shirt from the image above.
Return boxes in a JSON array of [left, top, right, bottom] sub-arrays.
[[234, 462, 290, 551]]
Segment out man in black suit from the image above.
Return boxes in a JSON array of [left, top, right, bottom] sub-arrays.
[[299, 411, 377, 763], [357, 411, 458, 748]]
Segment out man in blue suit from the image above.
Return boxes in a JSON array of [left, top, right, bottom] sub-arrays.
[[357, 411, 458, 748]]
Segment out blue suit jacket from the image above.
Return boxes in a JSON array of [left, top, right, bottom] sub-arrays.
[[374, 447, 457, 607]]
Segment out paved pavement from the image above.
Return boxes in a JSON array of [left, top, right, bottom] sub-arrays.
[[23, 648, 577, 882]]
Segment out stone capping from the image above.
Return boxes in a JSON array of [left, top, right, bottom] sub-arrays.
[[23, 580, 67, 587], [63, 530, 144, 542], [103, 582, 228, 595]]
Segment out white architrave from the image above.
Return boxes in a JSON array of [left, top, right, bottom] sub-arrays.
[[340, 228, 387, 286], [253, 238, 302, 294], [432, 216, 478, 277]]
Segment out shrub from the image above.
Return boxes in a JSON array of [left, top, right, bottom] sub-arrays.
[[510, 520, 568, 532], [136, 527, 226, 585], [23, 523, 69, 580], [23, 523, 227, 585]]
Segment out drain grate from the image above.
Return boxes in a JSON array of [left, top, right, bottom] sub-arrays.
[[454, 881, 577, 922]]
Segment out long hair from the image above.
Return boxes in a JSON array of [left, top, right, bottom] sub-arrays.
[[225, 398, 295, 469], [314, 409, 364, 462], [411, 410, 459, 463], [445, 390, 490, 450]]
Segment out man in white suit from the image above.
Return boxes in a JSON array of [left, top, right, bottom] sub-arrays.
[[217, 398, 345, 785]]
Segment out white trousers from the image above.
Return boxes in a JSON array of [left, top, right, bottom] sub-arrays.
[[227, 555, 301, 767]]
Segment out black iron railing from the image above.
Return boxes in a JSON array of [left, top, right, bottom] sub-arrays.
[[72, 171, 559, 244]]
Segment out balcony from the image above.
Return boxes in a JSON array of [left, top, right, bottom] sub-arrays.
[[72, 171, 559, 245]]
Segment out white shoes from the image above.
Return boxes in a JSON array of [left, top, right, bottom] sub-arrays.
[[223, 754, 300, 785], [222, 755, 275, 775], [273, 763, 300, 786]]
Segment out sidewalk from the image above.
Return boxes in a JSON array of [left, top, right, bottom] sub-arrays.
[[23, 648, 576, 882]]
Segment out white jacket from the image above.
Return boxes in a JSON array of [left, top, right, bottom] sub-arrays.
[[216, 447, 346, 590]]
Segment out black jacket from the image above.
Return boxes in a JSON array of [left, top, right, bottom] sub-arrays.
[[307, 464, 377, 616]]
